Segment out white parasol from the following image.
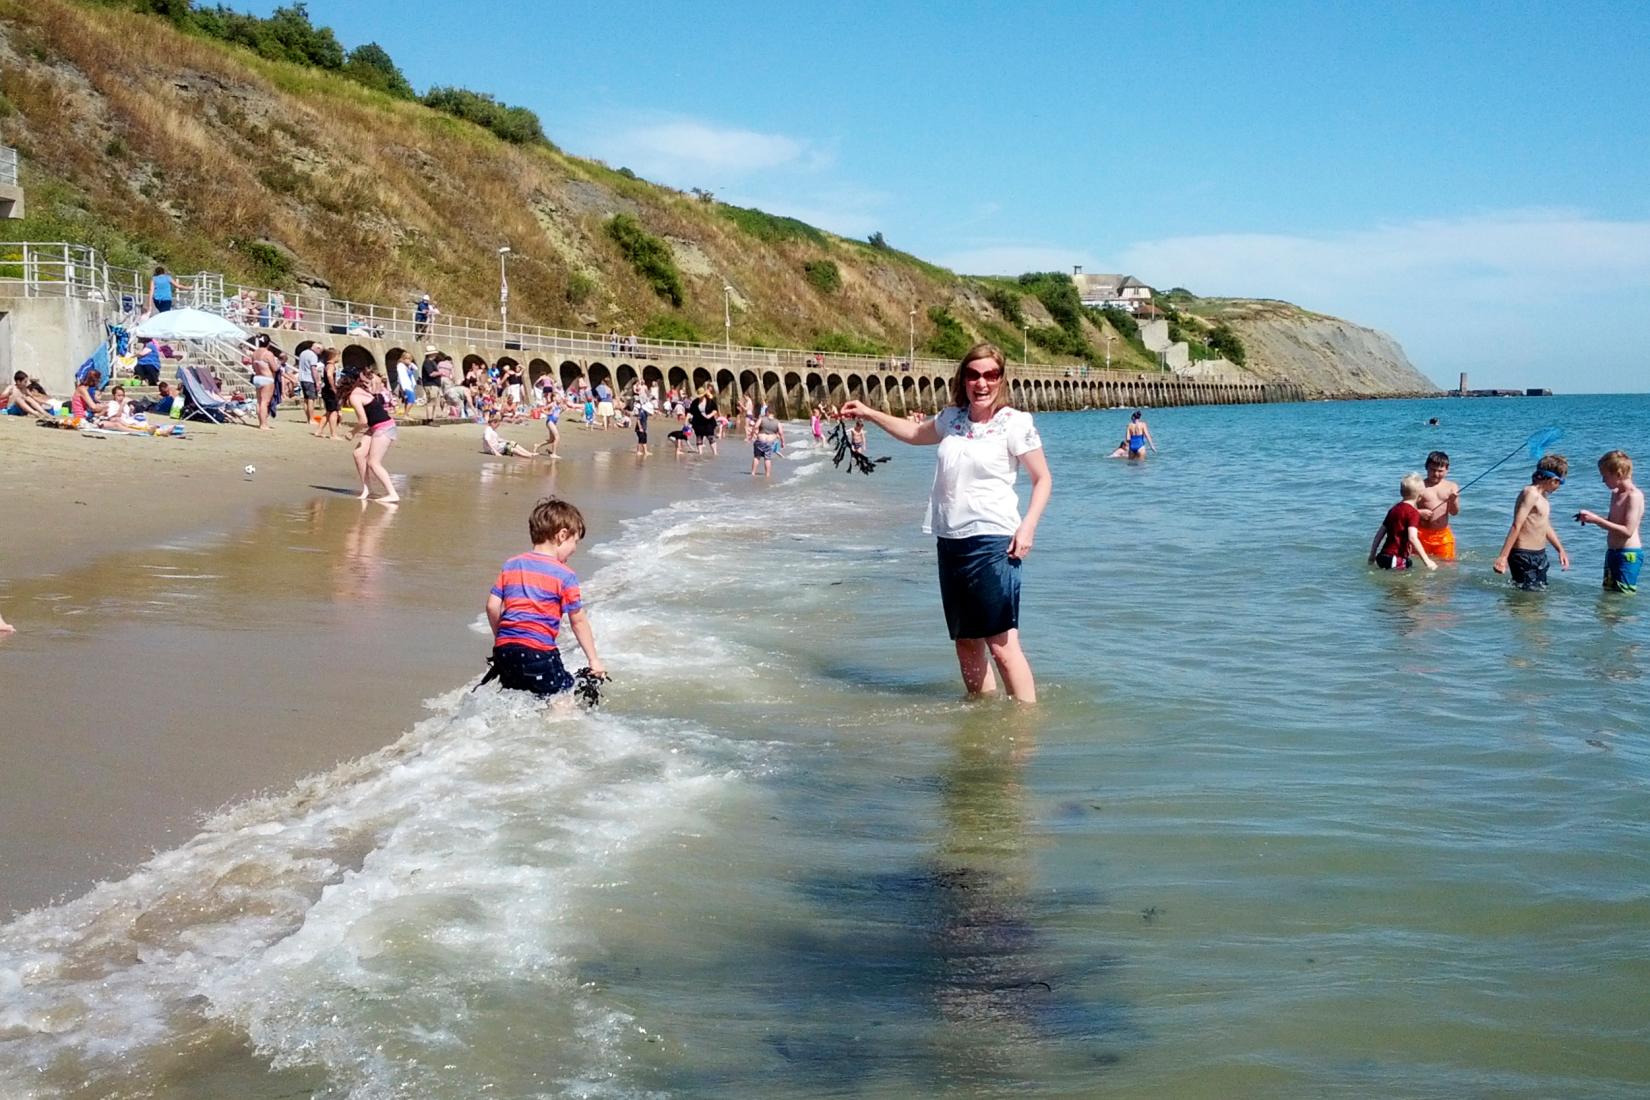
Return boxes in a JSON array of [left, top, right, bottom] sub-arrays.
[[132, 308, 249, 341]]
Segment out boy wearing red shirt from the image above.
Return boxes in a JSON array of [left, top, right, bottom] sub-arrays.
[[1369, 473, 1439, 572]]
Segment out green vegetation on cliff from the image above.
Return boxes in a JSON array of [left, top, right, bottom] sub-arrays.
[[4, 0, 1419, 388]]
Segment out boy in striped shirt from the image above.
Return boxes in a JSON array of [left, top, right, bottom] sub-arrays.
[[485, 497, 606, 696]]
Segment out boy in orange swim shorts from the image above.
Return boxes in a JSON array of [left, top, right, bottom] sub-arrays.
[[1415, 450, 1460, 561]]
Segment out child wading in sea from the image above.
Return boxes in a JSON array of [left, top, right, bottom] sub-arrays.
[[1493, 454, 1570, 590], [1369, 473, 1439, 571], [1574, 450, 1643, 593], [1414, 450, 1460, 561], [484, 497, 606, 697]]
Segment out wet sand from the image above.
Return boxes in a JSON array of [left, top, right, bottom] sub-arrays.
[[0, 411, 762, 914]]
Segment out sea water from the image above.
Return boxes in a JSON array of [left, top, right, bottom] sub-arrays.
[[1, 394, 1648, 1098]]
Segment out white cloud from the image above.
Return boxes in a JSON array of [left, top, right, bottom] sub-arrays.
[[598, 119, 825, 180], [1112, 211, 1650, 391]]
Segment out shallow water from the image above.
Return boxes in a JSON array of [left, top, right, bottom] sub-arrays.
[[2, 394, 1648, 1098]]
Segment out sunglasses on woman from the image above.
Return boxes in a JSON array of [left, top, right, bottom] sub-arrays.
[[963, 367, 1003, 383]]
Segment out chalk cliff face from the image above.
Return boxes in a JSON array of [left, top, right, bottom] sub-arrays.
[[1196, 300, 1437, 395]]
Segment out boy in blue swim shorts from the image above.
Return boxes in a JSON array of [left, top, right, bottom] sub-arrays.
[[1575, 450, 1643, 594], [1493, 455, 1571, 590]]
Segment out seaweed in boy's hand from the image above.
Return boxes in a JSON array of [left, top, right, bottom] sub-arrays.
[[827, 419, 882, 475], [574, 667, 609, 708]]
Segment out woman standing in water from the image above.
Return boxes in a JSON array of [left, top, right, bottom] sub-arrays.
[[1124, 410, 1156, 458], [341, 364, 400, 502], [843, 343, 1051, 702]]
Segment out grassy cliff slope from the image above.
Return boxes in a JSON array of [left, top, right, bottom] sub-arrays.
[[0, 0, 1427, 393]]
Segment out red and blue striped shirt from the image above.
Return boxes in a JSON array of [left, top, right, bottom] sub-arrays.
[[490, 552, 583, 651]]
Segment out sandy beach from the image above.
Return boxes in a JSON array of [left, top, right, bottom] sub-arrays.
[[0, 409, 749, 913]]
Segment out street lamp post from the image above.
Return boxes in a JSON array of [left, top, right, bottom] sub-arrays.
[[497, 245, 511, 335], [1105, 330, 1113, 371], [908, 306, 916, 368], [723, 283, 733, 355], [1022, 323, 1028, 365]]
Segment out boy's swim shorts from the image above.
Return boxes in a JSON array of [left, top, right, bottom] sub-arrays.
[[1374, 553, 1411, 570], [1417, 526, 1455, 561], [1508, 547, 1549, 591], [486, 644, 574, 696], [1604, 547, 1642, 594]]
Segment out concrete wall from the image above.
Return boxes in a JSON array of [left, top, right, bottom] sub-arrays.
[[0, 294, 108, 392], [0, 182, 23, 220], [1138, 320, 1170, 353]]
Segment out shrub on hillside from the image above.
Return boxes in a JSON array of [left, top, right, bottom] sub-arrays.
[[983, 284, 1024, 326], [642, 316, 702, 343], [236, 239, 292, 283], [925, 306, 972, 360], [719, 204, 826, 245], [1029, 324, 1090, 360], [1097, 306, 1141, 344], [565, 271, 595, 305], [1208, 322, 1247, 365], [190, 3, 345, 69], [1016, 271, 1083, 333], [422, 86, 548, 146], [605, 215, 685, 307], [813, 331, 888, 356], [342, 42, 413, 99], [803, 259, 841, 295], [867, 231, 889, 250]]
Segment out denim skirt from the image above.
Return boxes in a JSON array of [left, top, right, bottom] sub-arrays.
[[936, 534, 1020, 640]]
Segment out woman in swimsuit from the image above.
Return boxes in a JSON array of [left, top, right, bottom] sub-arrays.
[[1125, 410, 1156, 459], [342, 364, 399, 502], [71, 369, 106, 423]]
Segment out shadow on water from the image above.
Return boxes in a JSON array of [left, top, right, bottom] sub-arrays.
[[760, 708, 1131, 1095]]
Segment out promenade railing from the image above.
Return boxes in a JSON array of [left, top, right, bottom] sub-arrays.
[[0, 146, 17, 187], [2, 240, 1180, 385]]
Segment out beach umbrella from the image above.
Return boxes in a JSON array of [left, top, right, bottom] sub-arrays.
[[132, 308, 248, 341]]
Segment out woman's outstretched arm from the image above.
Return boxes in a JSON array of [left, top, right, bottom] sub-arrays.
[[840, 400, 940, 445]]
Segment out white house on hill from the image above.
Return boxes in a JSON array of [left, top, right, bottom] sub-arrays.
[[1073, 269, 1153, 313]]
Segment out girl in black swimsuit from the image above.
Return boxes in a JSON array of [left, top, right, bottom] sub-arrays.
[[340, 365, 399, 502]]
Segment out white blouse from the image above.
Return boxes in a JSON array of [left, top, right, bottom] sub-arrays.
[[924, 405, 1042, 539]]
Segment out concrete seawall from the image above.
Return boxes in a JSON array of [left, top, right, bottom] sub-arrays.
[[249, 329, 1308, 415]]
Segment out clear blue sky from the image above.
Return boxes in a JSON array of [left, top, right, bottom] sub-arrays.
[[261, 1, 1649, 391]]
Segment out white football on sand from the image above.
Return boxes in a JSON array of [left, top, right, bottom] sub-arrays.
[[243, 465, 256, 476]]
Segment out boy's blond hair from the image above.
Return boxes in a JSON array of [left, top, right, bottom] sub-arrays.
[[529, 496, 586, 544], [1599, 450, 1632, 477], [1400, 473, 1425, 500], [1535, 454, 1568, 481]]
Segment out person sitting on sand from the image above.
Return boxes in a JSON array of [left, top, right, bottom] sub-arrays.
[[71, 369, 107, 423], [3, 371, 51, 418], [483, 412, 540, 458], [1368, 473, 1439, 572]]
